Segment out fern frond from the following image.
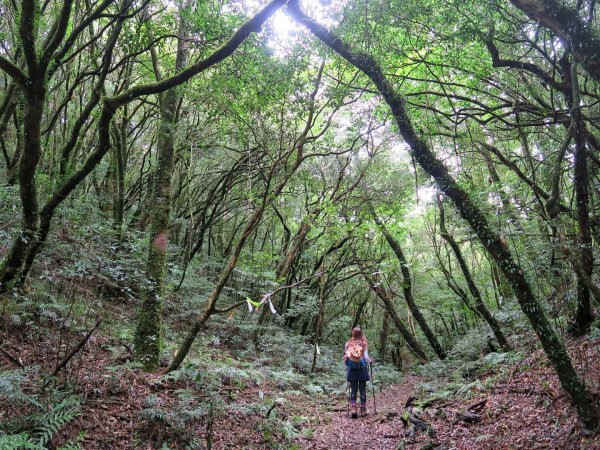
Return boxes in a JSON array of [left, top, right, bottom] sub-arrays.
[[0, 432, 45, 450], [32, 396, 80, 446], [0, 370, 43, 408]]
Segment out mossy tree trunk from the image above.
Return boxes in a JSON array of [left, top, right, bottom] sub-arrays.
[[569, 63, 594, 335], [132, 99, 176, 370], [359, 266, 428, 363], [369, 204, 446, 359], [0, 84, 44, 288], [0, 82, 20, 183], [0, 0, 74, 290], [15, 10, 125, 286], [289, 5, 599, 428], [437, 194, 511, 351], [134, 4, 190, 371]]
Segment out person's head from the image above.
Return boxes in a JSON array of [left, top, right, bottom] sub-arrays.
[[351, 327, 364, 341]]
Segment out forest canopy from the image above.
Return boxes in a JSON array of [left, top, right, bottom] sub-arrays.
[[0, 0, 599, 447]]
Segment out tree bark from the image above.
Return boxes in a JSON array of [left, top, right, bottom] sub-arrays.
[[133, 2, 190, 371], [569, 63, 594, 335]]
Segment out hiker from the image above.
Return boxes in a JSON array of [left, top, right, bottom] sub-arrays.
[[344, 327, 372, 418]]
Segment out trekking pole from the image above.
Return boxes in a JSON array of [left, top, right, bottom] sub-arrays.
[[347, 382, 351, 417], [370, 362, 377, 414]]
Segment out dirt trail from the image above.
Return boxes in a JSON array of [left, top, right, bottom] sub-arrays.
[[298, 376, 421, 450], [295, 341, 600, 450]]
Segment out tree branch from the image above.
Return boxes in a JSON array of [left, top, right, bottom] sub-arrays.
[[0, 56, 26, 86], [107, 0, 288, 109], [19, 0, 37, 76], [40, 0, 74, 71], [49, 318, 102, 379], [484, 37, 566, 93], [510, 0, 600, 82]]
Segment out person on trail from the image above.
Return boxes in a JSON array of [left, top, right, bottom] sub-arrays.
[[344, 327, 372, 418]]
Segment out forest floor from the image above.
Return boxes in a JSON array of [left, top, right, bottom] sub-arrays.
[[296, 339, 600, 450], [1, 317, 599, 449]]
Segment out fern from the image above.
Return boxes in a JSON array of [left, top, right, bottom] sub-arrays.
[[33, 396, 80, 446], [0, 369, 27, 399], [0, 369, 42, 408], [0, 370, 80, 446], [0, 433, 39, 449], [139, 407, 168, 423], [0, 432, 44, 450]]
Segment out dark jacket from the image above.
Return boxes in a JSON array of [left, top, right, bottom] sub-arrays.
[[345, 358, 370, 382], [344, 339, 371, 382]]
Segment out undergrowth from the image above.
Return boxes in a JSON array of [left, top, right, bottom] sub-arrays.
[[0, 369, 81, 449]]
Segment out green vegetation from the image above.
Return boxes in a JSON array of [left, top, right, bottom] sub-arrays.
[[0, 0, 599, 446]]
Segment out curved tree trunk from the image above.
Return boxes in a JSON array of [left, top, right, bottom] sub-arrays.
[[359, 266, 428, 363], [437, 195, 511, 351], [369, 204, 446, 359], [0, 0, 75, 291], [0, 84, 45, 290], [289, 6, 599, 427]]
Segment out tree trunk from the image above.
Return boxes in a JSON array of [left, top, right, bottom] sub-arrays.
[[437, 195, 511, 351], [0, 84, 44, 290], [570, 63, 594, 335], [351, 297, 369, 330], [360, 268, 428, 363], [112, 107, 128, 235], [6, 95, 23, 186], [370, 204, 446, 359], [310, 267, 325, 374], [379, 310, 390, 364], [290, 7, 599, 427], [134, 5, 190, 371]]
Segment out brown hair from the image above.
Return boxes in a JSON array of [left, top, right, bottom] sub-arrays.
[[349, 327, 367, 347]]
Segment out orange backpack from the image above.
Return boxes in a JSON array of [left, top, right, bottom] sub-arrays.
[[345, 342, 365, 363]]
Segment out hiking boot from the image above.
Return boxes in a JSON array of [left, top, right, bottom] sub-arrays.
[[351, 404, 358, 419], [360, 403, 367, 417]]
